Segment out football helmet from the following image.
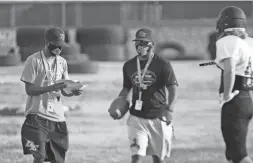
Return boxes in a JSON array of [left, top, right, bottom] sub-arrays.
[[216, 6, 247, 34]]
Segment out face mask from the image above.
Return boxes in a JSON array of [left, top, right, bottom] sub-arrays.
[[47, 43, 62, 56]]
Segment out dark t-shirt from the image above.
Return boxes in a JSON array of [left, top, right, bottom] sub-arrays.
[[123, 54, 178, 119]]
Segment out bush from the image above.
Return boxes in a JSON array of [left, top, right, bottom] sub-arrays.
[[16, 26, 69, 47], [76, 25, 127, 45], [81, 44, 125, 61]]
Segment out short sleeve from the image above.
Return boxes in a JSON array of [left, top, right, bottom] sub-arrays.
[[215, 37, 240, 64], [62, 59, 69, 80], [123, 63, 132, 89], [20, 56, 37, 84], [163, 60, 178, 86]]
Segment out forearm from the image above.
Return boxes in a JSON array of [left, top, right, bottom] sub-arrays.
[[223, 69, 235, 98], [166, 85, 177, 112], [27, 85, 49, 96], [118, 87, 130, 99]]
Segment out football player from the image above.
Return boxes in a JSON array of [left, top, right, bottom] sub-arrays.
[[109, 28, 178, 163], [214, 6, 253, 163]]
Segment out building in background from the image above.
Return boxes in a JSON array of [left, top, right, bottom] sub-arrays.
[[0, 1, 251, 28]]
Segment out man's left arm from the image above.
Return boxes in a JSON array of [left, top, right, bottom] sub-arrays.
[[166, 85, 177, 112], [163, 61, 178, 124], [164, 61, 178, 109]]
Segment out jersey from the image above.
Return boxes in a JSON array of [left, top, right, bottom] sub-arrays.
[[245, 36, 253, 53], [123, 54, 178, 119], [20, 51, 69, 122], [215, 35, 253, 93]]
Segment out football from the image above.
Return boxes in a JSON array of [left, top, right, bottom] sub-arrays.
[[108, 96, 130, 119]]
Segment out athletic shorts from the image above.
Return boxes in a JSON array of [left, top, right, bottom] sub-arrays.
[[21, 114, 69, 163], [221, 90, 253, 163], [127, 114, 173, 161]]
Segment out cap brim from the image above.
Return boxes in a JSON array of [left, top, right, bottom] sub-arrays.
[[52, 40, 69, 47]]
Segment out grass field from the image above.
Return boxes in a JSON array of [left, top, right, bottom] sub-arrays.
[[1, 61, 253, 163]]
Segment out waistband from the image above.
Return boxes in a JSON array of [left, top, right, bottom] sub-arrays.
[[26, 114, 65, 122], [219, 75, 253, 93]]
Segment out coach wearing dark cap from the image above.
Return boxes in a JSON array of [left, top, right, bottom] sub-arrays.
[[109, 28, 178, 163], [20, 27, 82, 163]]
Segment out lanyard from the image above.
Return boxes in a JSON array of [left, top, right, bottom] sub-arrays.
[[136, 53, 154, 100], [40, 51, 58, 84]]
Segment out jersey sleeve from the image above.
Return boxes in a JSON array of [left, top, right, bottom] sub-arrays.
[[163, 60, 179, 86], [215, 37, 240, 64], [20, 56, 37, 84], [123, 63, 132, 89]]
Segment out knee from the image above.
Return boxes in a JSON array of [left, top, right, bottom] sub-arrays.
[[152, 155, 164, 163], [32, 152, 46, 163], [33, 158, 44, 163], [131, 155, 143, 163]]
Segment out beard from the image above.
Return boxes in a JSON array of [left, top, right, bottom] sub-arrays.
[[136, 47, 149, 56]]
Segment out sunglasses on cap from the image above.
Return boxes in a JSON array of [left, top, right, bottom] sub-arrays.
[[135, 40, 153, 47]]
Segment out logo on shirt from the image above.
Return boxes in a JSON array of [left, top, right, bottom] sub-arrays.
[[131, 70, 157, 88]]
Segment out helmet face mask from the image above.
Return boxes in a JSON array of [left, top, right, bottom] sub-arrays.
[[216, 6, 247, 34]]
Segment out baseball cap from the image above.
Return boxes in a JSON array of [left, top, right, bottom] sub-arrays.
[[44, 27, 68, 47], [133, 28, 154, 42]]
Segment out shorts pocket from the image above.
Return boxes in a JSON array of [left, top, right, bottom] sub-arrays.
[[127, 115, 133, 126], [57, 122, 68, 134], [24, 115, 40, 129], [24, 115, 49, 129], [35, 115, 49, 128], [127, 115, 138, 126]]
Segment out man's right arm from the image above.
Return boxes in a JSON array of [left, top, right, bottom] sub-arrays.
[[118, 63, 132, 99], [109, 64, 132, 120], [21, 56, 66, 96], [25, 82, 66, 96], [25, 82, 49, 96], [118, 87, 131, 99]]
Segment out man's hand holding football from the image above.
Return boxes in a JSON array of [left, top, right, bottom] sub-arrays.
[[72, 89, 83, 96]]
